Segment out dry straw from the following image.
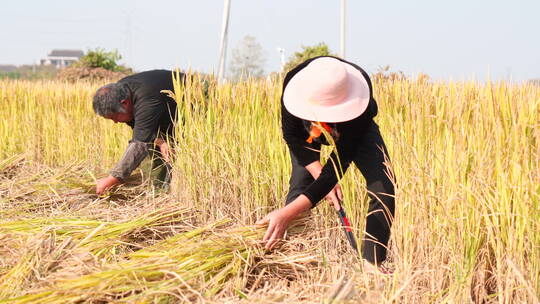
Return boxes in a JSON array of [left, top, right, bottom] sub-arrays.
[[1, 218, 316, 303]]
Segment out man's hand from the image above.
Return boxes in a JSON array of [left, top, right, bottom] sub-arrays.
[[325, 184, 343, 211], [256, 195, 312, 250], [154, 138, 170, 162], [96, 175, 121, 195]]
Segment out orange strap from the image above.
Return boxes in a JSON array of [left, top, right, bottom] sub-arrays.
[[306, 122, 332, 143]]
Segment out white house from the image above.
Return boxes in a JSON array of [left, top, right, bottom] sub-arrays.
[[40, 49, 84, 68]]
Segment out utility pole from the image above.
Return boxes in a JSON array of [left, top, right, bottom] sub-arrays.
[[217, 0, 231, 84], [340, 0, 346, 59]]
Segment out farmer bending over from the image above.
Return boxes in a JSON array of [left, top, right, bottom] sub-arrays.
[[257, 57, 395, 272], [92, 70, 182, 195]]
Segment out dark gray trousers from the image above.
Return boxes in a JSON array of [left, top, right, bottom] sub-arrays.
[[285, 121, 395, 264], [149, 148, 172, 189]]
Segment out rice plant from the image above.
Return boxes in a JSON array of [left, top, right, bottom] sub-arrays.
[[0, 76, 538, 303]]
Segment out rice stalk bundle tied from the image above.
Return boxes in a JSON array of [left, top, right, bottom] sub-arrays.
[[2, 218, 311, 304]]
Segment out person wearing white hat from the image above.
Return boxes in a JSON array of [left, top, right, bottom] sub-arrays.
[[257, 56, 395, 269]]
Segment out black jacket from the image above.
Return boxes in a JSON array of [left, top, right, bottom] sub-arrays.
[[119, 69, 180, 142], [281, 56, 378, 206], [109, 70, 183, 180]]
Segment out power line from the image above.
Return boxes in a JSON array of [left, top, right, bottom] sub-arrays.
[[0, 15, 116, 23]]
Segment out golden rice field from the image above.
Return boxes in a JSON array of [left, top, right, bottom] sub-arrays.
[[0, 75, 538, 303]]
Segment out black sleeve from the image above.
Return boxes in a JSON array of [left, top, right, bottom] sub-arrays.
[[301, 137, 358, 207], [281, 105, 321, 166], [132, 97, 166, 143]]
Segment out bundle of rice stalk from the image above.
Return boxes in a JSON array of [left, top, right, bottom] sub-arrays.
[[0, 154, 25, 178], [0, 207, 196, 299], [0, 178, 133, 219], [2, 218, 311, 304], [0, 159, 147, 208], [0, 161, 85, 194], [0, 165, 96, 215], [0, 250, 37, 299], [0, 233, 72, 299], [0, 207, 194, 258]]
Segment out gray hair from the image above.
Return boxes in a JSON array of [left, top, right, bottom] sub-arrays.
[[92, 83, 130, 116]]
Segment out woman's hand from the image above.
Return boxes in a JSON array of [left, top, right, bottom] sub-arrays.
[[256, 195, 312, 250], [256, 208, 293, 250], [325, 184, 343, 210], [306, 161, 343, 210]]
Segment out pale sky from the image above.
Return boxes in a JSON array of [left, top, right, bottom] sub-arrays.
[[1, 0, 539, 81]]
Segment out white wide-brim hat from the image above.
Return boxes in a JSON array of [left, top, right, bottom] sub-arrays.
[[283, 57, 370, 123]]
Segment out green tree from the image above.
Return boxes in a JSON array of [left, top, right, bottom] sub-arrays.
[[75, 48, 128, 72], [283, 42, 335, 73], [0, 65, 58, 80]]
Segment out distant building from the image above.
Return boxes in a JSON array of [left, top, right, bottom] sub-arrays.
[[40, 49, 84, 68]]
